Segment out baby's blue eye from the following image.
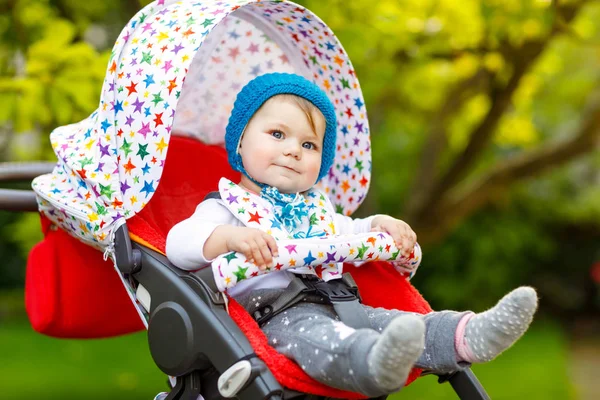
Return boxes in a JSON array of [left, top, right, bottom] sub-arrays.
[[302, 142, 315, 150], [271, 131, 283, 139]]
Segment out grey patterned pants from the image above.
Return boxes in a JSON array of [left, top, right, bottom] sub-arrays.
[[236, 288, 471, 396]]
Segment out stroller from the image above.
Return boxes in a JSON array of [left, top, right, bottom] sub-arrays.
[[1, 0, 491, 398]]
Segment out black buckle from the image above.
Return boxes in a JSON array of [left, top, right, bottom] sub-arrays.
[[315, 280, 357, 302], [253, 305, 274, 325], [252, 275, 362, 325], [301, 276, 359, 303]]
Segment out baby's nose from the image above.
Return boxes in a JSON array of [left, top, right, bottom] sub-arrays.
[[284, 141, 302, 158]]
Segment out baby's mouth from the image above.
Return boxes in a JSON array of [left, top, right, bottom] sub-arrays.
[[278, 165, 298, 173]]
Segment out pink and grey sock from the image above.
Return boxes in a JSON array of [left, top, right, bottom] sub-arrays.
[[456, 286, 538, 363]]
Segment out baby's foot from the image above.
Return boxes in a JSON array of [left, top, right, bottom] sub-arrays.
[[458, 286, 538, 363], [367, 314, 425, 392]]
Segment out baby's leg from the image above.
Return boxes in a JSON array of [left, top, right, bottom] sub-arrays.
[[364, 305, 471, 373], [261, 302, 424, 397], [364, 286, 538, 373], [456, 286, 538, 363]]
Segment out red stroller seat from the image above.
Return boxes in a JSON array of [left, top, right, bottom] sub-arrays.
[[25, 136, 431, 398], [129, 136, 432, 397]]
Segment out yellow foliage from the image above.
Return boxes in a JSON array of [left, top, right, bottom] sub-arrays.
[[453, 54, 481, 79], [483, 52, 505, 72], [435, 0, 484, 48], [17, 0, 56, 29], [400, 61, 456, 111], [14, 78, 47, 132], [483, 0, 522, 13], [513, 74, 541, 109], [495, 115, 539, 147], [572, 13, 596, 40], [535, 51, 564, 78], [522, 19, 544, 39], [4, 15, 108, 134], [533, 0, 552, 8], [448, 94, 491, 151]]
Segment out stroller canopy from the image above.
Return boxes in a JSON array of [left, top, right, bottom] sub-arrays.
[[33, 0, 372, 250]]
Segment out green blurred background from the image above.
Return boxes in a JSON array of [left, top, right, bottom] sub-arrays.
[[1, 0, 599, 398]]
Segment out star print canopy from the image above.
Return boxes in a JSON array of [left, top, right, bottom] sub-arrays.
[[32, 0, 372, 250]]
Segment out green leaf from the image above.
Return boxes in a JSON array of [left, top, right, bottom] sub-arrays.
[[49, 86, 73, 125]]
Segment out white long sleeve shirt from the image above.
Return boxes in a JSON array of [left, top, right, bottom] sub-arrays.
[[166, 197, 377, 298]]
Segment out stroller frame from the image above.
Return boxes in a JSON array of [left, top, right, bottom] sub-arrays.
[[113, 222, 490, 399]]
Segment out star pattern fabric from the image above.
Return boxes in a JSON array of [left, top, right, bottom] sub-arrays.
[[217, 178, 335, 240], [32, 0, 372, 255], [210, 178, 421, 292]]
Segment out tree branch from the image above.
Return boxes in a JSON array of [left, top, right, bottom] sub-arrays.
[[392, 46, 493, 63], [426, 40, 545, 203], [123, 0, 144, 20], [408, 1, 585, 223], [403, 68, 491, 221], [417, 94, 600, 243]]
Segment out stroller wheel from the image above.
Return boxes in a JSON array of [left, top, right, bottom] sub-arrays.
[[154, 390, 205, 400]]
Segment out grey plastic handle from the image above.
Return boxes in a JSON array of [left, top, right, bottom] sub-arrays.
[[0, 161, 55, 212], [0, 189, 39, 211], [0, 161, 55, 181]]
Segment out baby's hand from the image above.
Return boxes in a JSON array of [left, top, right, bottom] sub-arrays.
[[225, 227, 279, 270], [370, 216, 417, 258]]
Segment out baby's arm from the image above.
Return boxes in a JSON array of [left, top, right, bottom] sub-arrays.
[[334, 213, 417, 258], [204, 225, 279, 270], [370, 215, 417, 259], [166, 200, 226, 270], [166, 200, 279, 270], [333, 212, 380, 235]]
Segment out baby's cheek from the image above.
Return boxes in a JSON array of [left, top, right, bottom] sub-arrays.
[[246, 147, 272, 169], [308, 155, 322, 176], [310, 163, 320, 177]]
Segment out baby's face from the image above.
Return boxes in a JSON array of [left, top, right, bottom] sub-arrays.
[[239, 96, 325, 194]]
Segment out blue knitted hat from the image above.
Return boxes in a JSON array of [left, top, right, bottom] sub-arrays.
[[225, 73, 337, 185]]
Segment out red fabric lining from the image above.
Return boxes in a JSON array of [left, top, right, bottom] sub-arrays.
[[128, 136, 240, 251], [228, 297, 368, 399], [25, 215, 145, 338]]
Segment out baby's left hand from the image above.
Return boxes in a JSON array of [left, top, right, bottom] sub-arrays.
[[370, 215, 417, 258]]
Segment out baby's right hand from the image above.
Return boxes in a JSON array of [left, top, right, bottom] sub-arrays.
[[225, 227, 279, 270]]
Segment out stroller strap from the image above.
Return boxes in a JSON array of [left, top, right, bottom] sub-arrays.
[[203, 191, 221, 201], [253, 273, 371, 330]]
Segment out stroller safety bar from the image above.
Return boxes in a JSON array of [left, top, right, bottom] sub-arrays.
[[0, 162, 55, 212], [211, 233, 422, 292], [440, 369, 491, 400], [0, 161, 55, 181], [0, 188, 39, 212]]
